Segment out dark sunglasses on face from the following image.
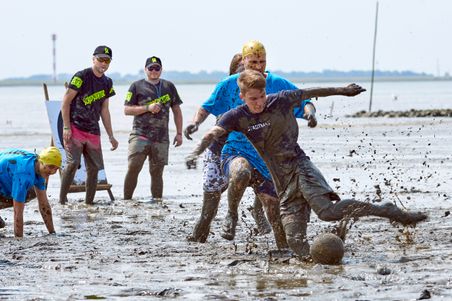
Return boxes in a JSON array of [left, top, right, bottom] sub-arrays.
[[96, 57, 111, 64], [147, 65, 161, 72]]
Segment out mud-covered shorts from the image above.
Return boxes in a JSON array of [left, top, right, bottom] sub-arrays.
[[279, 158, 340, 221], [202, 148, 228, 192], [0, 189, 37, 209], [66, 125, 104, 170], [222, 154, 277, 198], [128, 134, 169, 166]]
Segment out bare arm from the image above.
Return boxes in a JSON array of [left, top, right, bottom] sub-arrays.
[[172, 104, 183, 147], [299, 84, 366, 100], [124, 103, 161, 116], [13, 200, 25, 237], [61, 88, 78, 146], [183, 107, 211, 140], [100, 99, 118, 150], [185, 126, 227, 169], [35, 187, 55, 234]]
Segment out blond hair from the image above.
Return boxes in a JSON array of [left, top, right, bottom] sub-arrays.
[[237, 69, 266, 94]]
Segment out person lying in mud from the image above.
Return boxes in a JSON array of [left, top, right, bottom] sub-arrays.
[[186, 69, 428, 257], [184, 41, 316, 247], [0, 147, 61, 237]]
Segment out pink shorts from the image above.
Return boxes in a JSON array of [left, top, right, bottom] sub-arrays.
[[65, 125, 104, 170]]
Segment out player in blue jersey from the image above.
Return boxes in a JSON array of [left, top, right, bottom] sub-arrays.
[[185, 41, 316, 247], [0, 147, 61, 237], [187, 69, 427, 257]]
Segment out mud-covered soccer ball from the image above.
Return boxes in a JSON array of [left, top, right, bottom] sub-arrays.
[[310, 233, 344, 265]]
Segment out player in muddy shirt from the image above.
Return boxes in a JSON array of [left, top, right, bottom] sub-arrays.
[[185, 42, 316, 246], [60, 45, 118, 205], [123, 56, 183, 201], [186, 70, 427, 258], [0, 147, 61, 237]]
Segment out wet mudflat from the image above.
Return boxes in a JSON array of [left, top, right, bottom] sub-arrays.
[[1, 117, 451, 300]]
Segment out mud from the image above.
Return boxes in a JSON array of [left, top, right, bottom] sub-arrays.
[[1, 117, 451, 300], [348, 108, 452, 118]]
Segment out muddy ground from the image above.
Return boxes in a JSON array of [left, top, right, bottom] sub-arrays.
[[1, 117, 451, 300]]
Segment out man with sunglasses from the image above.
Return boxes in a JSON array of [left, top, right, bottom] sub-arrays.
[[60, 45, 118, 205], [123, 56, 183, 202], [0, 147, 61, 237]]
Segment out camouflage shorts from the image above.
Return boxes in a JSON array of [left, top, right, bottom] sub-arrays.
[[202, 149, 228, 192], [128, 134, 169, 166]]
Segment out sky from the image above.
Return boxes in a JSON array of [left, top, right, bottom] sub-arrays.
[[1, 0, 451, 80]]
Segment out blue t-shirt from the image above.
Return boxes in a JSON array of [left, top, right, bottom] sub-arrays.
[[0, 149, 46, 202], [202, 72, 310, 180]]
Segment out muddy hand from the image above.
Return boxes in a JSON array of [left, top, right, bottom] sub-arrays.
[[63, 128, 72, 146], [173, 134, 182, 147], [304, 112, 318, 128], [184, 123, 198, 140], [110, 136, 119, 151], [344, 83, 366, 96], [185, 154, 197, 169]]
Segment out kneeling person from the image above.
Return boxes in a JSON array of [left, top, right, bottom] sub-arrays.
[[0, 147, 61, 237]]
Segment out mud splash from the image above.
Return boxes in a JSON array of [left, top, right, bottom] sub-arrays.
[[1, 118, 451, 300]]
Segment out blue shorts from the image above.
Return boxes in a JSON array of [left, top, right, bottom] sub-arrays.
[[221, 154, 277, 198]]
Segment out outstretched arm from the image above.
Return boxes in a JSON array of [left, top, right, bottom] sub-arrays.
[[300, 84, 366, 100], [183, 107, 211, 140], [36, 187, 55, 234], [185, 126, 227, 169]]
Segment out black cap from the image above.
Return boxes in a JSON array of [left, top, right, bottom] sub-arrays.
[[145, 56, 162, 68], [93, 45, 112, 59]]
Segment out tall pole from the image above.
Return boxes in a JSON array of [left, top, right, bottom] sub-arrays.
[[369, 2, 379, 112], [52, 34, 57, 84]]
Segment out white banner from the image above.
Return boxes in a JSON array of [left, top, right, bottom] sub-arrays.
[[45, 100, 108, 185]]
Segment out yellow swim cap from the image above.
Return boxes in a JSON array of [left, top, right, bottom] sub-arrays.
[[38, 147, 62, 168], [242, 40, 266, 58]]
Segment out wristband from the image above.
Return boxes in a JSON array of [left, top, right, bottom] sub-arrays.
[[63, 126, 70, 130], [177, 133, 182, 135], [145, 104, 150, 111]]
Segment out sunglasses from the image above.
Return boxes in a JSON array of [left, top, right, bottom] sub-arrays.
[[96, 57, 111, 64], [147, 65, 161, 72]]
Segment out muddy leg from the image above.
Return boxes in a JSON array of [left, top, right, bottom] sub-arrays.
[[150, 164, 165, 199], [250, 195, 272, 235], [59, 162, 78, 204], [257, 193, 288, 249], [85, 157, 99, 205], [124, 151, 147, 200], [311, 195, 427, 226], [221, 157, 252, 241], [279, 189, 311, 257], [188, 191, 222, 243], [281, 216, 309, 257]]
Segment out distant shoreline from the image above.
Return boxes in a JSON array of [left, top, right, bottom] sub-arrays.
[[1, 76, 451, 87]]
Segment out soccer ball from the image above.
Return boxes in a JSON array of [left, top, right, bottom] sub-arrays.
[[310, 233, 344, 265]]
